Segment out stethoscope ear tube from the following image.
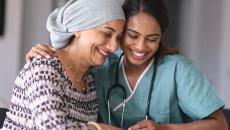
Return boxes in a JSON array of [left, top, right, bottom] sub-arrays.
[[145, 59, 157, 120], [106, 53, 126, 101], [106, 53, 127, 127]]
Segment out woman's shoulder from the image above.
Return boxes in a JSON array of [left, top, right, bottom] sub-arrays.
[[19, 57, 63, 82], [24, 56, 62, 72], [30, 56, 60, 67], [15, 57, 64, 96]]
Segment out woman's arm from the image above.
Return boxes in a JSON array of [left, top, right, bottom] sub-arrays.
[[129, 109, 228, 130]]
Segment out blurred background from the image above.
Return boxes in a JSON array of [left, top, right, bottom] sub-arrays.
[[0, 0, 229, 110]]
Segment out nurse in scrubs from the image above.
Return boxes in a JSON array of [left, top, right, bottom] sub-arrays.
[[26, 0, 228, 130]]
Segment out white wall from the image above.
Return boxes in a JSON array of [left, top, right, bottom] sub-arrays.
[[0, 0, 52, 108], [0, 0, 24, 108], [20, 0, 52, 67], [179, 0, 230, 108], [219, 0, 230, 108]]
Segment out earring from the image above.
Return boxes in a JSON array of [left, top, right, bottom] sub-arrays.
[[75, 33, 81, 38]]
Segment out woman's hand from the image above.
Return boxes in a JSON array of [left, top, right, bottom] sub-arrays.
[[128, 120, 158, 130], [26, 43, 55, 63]]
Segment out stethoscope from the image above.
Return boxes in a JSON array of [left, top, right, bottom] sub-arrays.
[[106, 52, 157, 127]]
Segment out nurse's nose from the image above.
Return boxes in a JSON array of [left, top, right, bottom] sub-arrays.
[[135, 38, 146, 51]]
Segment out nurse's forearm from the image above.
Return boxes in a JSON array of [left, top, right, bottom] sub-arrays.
[[157, 110, 228, 130]]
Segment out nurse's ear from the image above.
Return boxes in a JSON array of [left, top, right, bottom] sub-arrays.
[[74, 32, 81, 38]]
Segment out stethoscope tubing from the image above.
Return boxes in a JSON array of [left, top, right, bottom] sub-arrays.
[[106, 52, 157, 126]]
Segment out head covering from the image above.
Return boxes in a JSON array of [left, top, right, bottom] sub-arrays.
[[47, 0, 125, 49]]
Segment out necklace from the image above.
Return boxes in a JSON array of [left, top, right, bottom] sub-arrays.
[[67, 63, 87, 93], [55, 52, 87, 93], [75, 76, 87, 92]]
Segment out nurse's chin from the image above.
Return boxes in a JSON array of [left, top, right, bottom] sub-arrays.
[[129, 56, 153, 67]]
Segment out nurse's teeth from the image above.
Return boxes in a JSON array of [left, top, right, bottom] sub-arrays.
[[132, 51, 145, 57]]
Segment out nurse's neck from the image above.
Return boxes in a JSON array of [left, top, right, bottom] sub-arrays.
[[124, 59, 146, 74], [123, 56, 149, 90]]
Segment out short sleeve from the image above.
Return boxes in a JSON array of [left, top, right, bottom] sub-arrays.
[[175, 57, 224, 120]]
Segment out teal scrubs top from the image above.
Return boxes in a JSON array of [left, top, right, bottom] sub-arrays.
[[92, 51, 224, 129]]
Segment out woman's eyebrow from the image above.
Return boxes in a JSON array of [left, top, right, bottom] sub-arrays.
[[104, 27, 115, 32]]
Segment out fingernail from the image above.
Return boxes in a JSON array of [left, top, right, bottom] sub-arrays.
[[128, 128, 131, 130], [46, 55, 50, 58]]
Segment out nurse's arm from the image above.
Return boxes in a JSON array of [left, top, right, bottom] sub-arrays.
[[26, 43, 55, 63], [129, 109, 228, 130]]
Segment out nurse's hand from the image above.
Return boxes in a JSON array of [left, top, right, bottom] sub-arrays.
[[99, 123, 124, 130], [26, 43, 55, 63], [128, 120, 158, 130]]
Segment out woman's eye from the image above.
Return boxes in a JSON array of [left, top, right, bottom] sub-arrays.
[[103, 32, 112, 38]]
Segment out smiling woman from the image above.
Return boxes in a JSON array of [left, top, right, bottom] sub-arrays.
[[0, 0, 5, 36], [1, 0, 125, 129]]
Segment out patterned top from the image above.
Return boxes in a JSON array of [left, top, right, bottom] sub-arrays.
[[2, 57, 98, 130]]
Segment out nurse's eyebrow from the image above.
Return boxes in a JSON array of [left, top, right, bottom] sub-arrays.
[[104, 27, 115, 32], [126, 28, 139, 34], [127, 28, 160, 36]]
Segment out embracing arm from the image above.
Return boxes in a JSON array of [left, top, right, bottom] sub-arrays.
[[26, 43, 55, 63], [129, 109, 228, 130]]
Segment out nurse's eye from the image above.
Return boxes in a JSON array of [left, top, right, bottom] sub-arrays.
[[146, 38, 158, 42], [128, 33, 138, 39], [146, 36, 159, 43]]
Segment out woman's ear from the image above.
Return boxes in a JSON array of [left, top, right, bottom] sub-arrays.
[[74, 32, 81, 38]]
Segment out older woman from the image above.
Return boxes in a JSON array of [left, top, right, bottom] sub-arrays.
[[2, 0, 125, 129]]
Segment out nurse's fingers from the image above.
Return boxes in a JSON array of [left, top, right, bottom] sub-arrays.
[[26, 43, 55, 63], [128, 120, 157, 130], [139, 120, 157, 130], [128, 123, 146, 130], [35, 43, 55, 56], [26, 50, 41, 63]]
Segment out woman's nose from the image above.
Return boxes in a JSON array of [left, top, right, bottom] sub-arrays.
[[107, 39, 120, 52]]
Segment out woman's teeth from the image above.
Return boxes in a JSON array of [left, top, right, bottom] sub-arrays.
[[97, 48, 108, 56]]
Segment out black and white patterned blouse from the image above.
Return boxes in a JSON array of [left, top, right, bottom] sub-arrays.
[[2, 57, 98, 130]]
